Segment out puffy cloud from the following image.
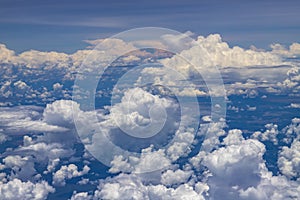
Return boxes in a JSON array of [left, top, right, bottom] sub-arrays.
[[0, 131, 8, 144], [271, 43, 300, 58], [161, 169, 192, 186], [70, 192, 92, 200], [0, 44, 15, 63], [5, 135, 75, 176], [289, 103, 300, 108], [0, 81, 13, 98], [252, 123, 279, 145], [52, 164, 90, 186], [17, 50, 69, 69], [222, 129, 244, 146], [2, 155, 37, 181], [0, 106, 69, 134], [238, 174, 300, 200], [13, 80, 29, 90], [277, 67, 300, 94], [280, 118, 300, 145], [109, 88, 175, 137], [43, 100, 81, 128], [161, 34, 282, 70], [84, 87, 199, 174], [278, 140, 300, 179], [108, 145, 172, 174], [0, 178, 54, 200], [92, 174, 206, 200], [52, 83, 63, 91], [139, 34, 286, 98]]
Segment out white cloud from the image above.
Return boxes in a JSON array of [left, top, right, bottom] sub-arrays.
[[0, 131, 8, 144], [0, 178, 54, 200], [222, 129, 244, 146], [161, 34, 282, 70], [43, 100, 81, 128], [289, 103, 300, 108], [52, 164, 90, 186], [2, 155, 37, 181], [92, 173, 205, 200], [0, 106, 69, 134], [278, 140, 300, 179], [14, 137, 75, 176], [161, 169, 192, 186], [251, 123, 279, 145], [53, 83, 63, 91], [238, 174, 300, 200], [13, 80, 29, 90], [276, 67, 300, 94], [0, 81, 12, 98], [17, 50, 69, 69], [0, 44, 15, 63], [70, 192, 92, 200], [271, 43, 300, 58]]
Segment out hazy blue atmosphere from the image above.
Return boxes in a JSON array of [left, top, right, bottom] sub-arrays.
[[0, 1, 299, 200]]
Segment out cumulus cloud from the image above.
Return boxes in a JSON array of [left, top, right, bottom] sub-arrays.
[[70, 192, 92, 200], [0, 44, 15, 63], [278, 140, 300, 179], [90, 174, 206, 200], [17, 50, 69, 69], [52, 164, 90, 186], [161, 34, 282, 70], [2, 155, 37, 181], [252, 123, 279, 145], [82, 87, 200, 174], [1, 32, 300, 199], [0, 178, 54, 200], [43, 100, 80, 128], [0, 131, 8, 144], [0, 106, 69, 134], [190, 126, 300, 200], [277, 67, 300, 95], [161, 169, 192, 186], [271, 42, 300, 58], [138, 34, 288, 98]]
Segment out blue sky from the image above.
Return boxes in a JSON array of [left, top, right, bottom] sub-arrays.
[[1, 1, 300, 199], [0, 0, 300, 53]]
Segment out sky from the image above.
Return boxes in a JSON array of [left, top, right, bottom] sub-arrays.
[[0, 0, 300, 53], [1, 1, 300, 199]]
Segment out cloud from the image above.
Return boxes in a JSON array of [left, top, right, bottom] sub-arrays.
[[43, 100, 80, 128], [0, 44, 15, 63], [139, 34, 289, 98], [252, 123, 279, 145], [277, 67, 300, 95], [2, 99, 300, 199], [161, 34, 282, 69], [1, 32, 300, 199], [0, 131, 8, 144], [0, 178, 54, 200], [17, 50, 69, 69], [278, 140, 300, 179], [2, 155, 37, 181], [271, 43, 300, 58], [0, 106, 69, 134], [192, 127, 300, 200], [90, 173, 206, 200], [70, 192, 92, 200], [161, 169, 192, 186], [82, 87, 199, 173], [52, 164, 90, 186]]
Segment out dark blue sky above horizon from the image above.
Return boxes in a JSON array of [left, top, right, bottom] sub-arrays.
[[0, 0, 299, 53]]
